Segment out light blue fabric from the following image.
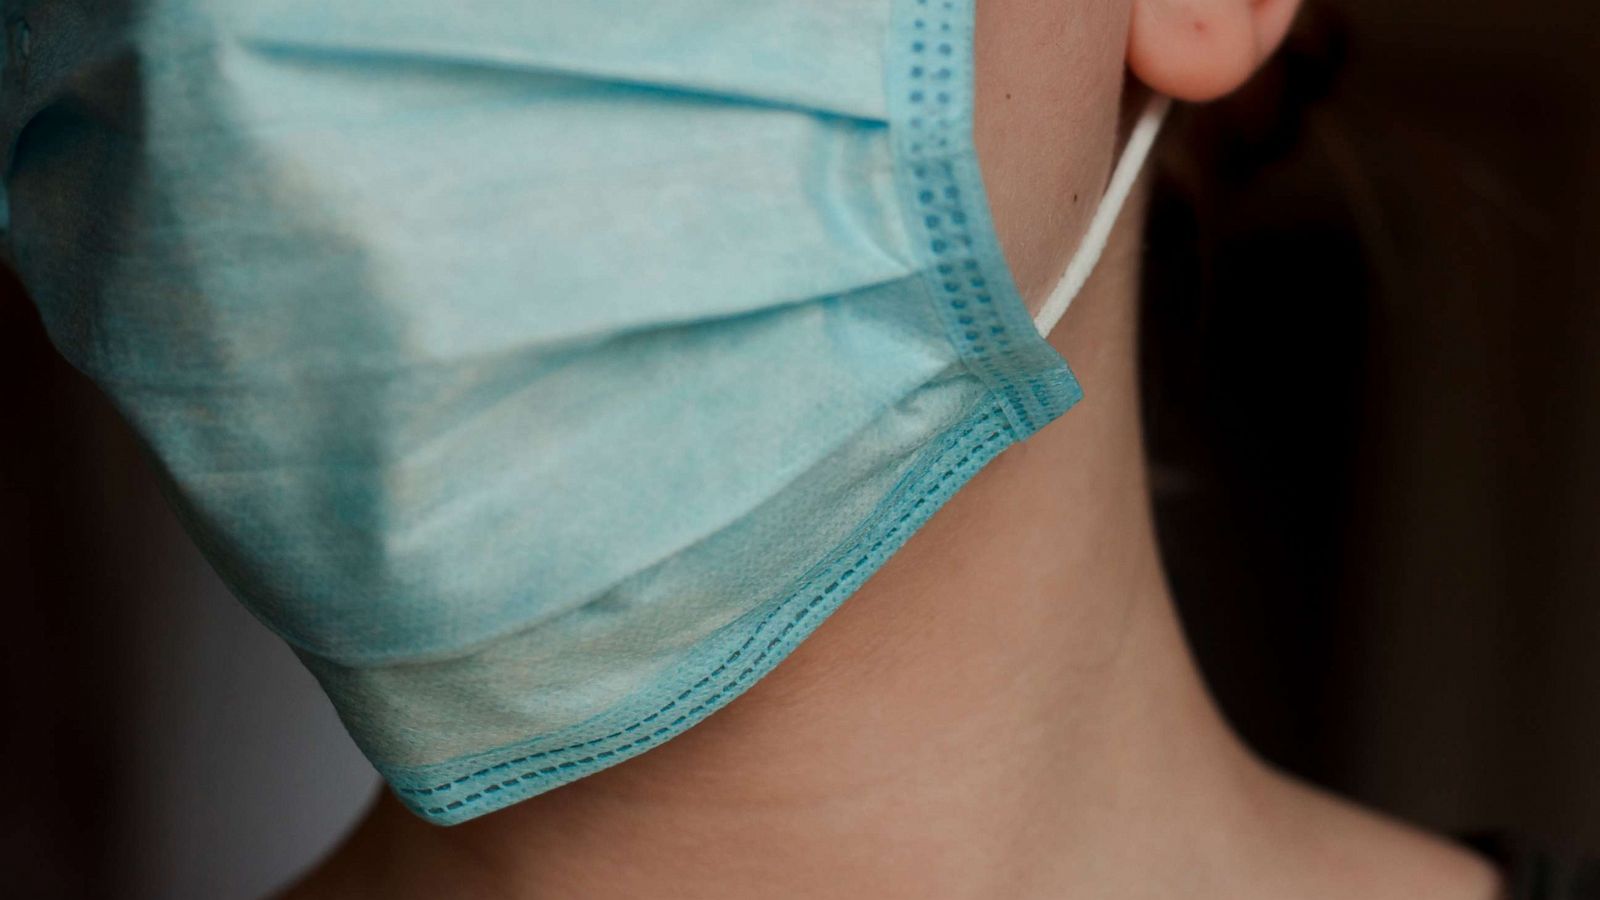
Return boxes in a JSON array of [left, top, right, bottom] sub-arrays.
[[4, 0, 1081, 824]]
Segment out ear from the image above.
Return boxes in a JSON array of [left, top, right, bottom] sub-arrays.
[[1128, 0, 1302, 102]]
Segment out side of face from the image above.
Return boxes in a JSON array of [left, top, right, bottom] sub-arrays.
[[974, 0, 1303, 312]]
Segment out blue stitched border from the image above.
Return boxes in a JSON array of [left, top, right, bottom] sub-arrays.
[[381, 0, 1084, 825], [389, 397, 1013, 822], [887, 0, 1082, 437]]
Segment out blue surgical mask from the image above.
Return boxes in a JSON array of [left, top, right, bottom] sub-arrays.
[[5, 0, 1165, 824]]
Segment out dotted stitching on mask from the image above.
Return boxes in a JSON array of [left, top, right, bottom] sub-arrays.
[[387, 0, 1055, 820], [397, 408, 1010, 816], [904, 0, 1039, 433]]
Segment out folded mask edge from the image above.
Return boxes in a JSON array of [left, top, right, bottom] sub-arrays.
[[382, 390, 1024, 824]]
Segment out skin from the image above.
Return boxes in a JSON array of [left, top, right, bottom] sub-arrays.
[[282, 1, 1506, 897]]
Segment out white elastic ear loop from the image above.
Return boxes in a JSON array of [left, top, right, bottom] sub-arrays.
[[1032, 94, 1172, 337]]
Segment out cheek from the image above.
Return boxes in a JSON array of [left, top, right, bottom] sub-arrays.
[[972, 0, 1129, 312]]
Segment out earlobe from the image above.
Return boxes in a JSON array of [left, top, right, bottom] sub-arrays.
[[1128, 0, 1301, 102]]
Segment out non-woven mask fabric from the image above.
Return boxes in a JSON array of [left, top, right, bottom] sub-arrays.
[[2, 0, 1166, 824]]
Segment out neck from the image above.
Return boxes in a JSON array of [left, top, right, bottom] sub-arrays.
[[280, 191, 1504, 900]]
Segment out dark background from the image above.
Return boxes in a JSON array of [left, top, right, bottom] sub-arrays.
[[1145, 0, 1600, 858], [4, 1, 1597, 896]]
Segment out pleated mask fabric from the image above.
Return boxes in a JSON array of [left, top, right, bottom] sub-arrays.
[[2, 0, 1165, 824]]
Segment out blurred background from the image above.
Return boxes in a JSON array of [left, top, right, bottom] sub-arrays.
[[1144, 0, 1599, 860], [3, 0, 1597, 896]]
